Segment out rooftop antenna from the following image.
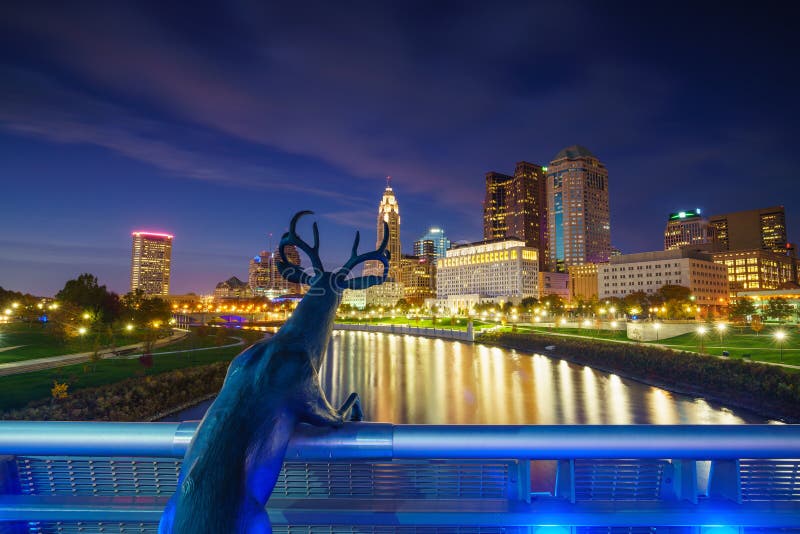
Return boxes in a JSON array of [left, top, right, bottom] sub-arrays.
[[386, 175, 391, 188]]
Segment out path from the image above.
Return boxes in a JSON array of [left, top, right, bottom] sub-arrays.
[[0, 330, 189, 377]]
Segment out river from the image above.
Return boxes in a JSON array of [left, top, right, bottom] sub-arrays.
[[161, 330, 765, 424]]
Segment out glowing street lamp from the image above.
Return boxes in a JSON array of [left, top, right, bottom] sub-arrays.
[[78, 327, 87, 336], [715, 322, 727, 343], [11, 302, 19, 309], [559, 317, 568, 326], [775, 330, 787, 362], [653, 322, 661, 341], [126, 324, 134, 331], [82, 313, 91, 320], [697, 325, 707, 353]]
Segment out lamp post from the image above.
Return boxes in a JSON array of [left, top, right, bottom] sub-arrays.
[[775, 330, 787, 363], [697, 325, 707, 354], [653, 322, 661, 342], [716, 323, 727, 353]]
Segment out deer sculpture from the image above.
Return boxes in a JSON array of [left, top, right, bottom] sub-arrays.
[[159, 210, 389, 534]]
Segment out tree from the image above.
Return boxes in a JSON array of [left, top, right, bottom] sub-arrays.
[[395, 299, 411, 313], [729, 298, 756, 321], [765, 298, 793, 323], [658, 285, 692, 302], [540, 294, 565, 314], [751, 315, 764, 336], [51, 381, 69, 400], [56, 273, 121, 324], [520, 297, 538, 311], [121, 290, 171, 326]]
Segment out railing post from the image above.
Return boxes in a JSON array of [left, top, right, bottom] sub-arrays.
[[708, 459, 742, 503], [661, 460, 698, 503], [554, 459, 575, 503]]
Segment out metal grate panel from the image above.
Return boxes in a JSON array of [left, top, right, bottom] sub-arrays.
[[16, 457, 181, 497], [16, 457, 514, 501], [274, 461, 513, 499], [27, 522, 159, 534], [574, 460, 665, 501], [741, 460, 800, 501]]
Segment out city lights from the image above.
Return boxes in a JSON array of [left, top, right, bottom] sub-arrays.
[[126, 324, 134, 331], [774, 330, 788, 362], [78, 327, 87, 335]]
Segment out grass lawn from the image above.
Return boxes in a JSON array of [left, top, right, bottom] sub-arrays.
[[651, 326, 800, 365], [0, 323, 153, 363], [0, 328, 266, 412]]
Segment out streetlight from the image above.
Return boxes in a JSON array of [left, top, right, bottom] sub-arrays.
[[653, 322, 661, 341], [715, 322, 727, 343], [82, 313, 91, 320], [78, 327, 87, 335], [126, 324, 134, 331], [775, 330, 787, 362], [697, 325, 707, 353]]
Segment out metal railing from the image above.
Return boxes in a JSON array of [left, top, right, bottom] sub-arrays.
[[334, 322, 474, 341], [1, 422, 799, 532]]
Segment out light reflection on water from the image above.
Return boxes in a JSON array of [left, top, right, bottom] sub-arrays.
[[163, 330, 765, 424]]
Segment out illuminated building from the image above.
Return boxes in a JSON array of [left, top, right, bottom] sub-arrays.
[[436, 238, 539, 311], [400, 254, 436, 304], [130, 231, 173, 296], [249, 245, 302, 298], [414, 226, 450, 260], [664, 209, 715, 250], [341, 288, 366, 310], [482, 162, 548, 270], [598, 249, 728, 306], [214, 276, 250, 299], [546, 146, 611, 271], [538, 271, 570, 301], [569, 263, 600, 301], [364, 180, 402, 281], [709, 206, 788, 254], [712, 249, 796, 295], [365, 281, 405, 308]]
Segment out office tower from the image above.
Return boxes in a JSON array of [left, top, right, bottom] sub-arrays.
[[546, 145, 611, 271], [130, 231, 173, 296], [413, 239, 436, 261], [365, 180, 402, 280], [664, 209, 715, 250], [712, 249, 796, 294], [482, 163, 548, 270], [400, 254, 436, 304], [248, 245, 301, 297], [415, 227, 451, 260], [709, 206, 788, 254], [568, 263, 599, 301]]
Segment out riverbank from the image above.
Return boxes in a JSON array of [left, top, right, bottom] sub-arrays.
[[478, 331, 799, 423]]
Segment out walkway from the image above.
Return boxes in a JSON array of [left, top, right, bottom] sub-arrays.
[[110, 337, 245, 359], [0, 330, 189, 377]]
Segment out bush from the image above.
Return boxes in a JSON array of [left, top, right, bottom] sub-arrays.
[[2, 362, 229, 421], [479, 331, 800, 422]]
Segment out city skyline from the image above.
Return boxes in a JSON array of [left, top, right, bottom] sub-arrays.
[[2, 2, 800, 295]]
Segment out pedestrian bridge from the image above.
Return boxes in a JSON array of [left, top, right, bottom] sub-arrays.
[[0, 422, 799, 532]]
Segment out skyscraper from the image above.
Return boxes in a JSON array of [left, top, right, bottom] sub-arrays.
[[248, 245, 302, 297], [664, 209, 715, 250], [546, 145, 611, 271], [366, 180, 402, 281], [130, 231, 173, 296], [414, 226, 450, 260], [709, 206, 788, 254], [482, 162, 548, 270]]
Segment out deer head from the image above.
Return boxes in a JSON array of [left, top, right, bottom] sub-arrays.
[[273, 210, 389, 361]]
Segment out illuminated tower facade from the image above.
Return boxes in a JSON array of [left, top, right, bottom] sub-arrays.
[[664, 209, 714, 250], [546, 145, 611, 272], [368, 180, 402, 281], [130, 231, 173, 296]]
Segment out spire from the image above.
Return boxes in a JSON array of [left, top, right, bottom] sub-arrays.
[[386, 175, 392, 189]]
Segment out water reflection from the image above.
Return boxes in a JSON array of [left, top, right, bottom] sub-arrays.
[[319, 331, 764, 425], [164, 331, 765, 424]]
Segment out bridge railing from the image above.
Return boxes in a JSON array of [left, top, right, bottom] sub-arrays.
[[334, 322, 474, 341], [1, 422, 799, 532]]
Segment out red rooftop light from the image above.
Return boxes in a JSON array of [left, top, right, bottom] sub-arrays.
[[132, 231, 174, 239]]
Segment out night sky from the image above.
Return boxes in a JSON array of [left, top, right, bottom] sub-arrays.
[[1, 1, 799, 296]]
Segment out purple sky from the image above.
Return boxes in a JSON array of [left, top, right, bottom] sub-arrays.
[[1, 1, 799, 296]]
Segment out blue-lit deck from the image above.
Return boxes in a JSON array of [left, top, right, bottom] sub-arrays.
[[1, 422, 799, 532]]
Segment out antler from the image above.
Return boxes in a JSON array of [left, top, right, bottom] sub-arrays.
[[277, 211, 325, 285], [336, 221, 391, 290]]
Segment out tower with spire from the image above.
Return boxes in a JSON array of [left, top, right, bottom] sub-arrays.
[[367, 177, 402, 281]]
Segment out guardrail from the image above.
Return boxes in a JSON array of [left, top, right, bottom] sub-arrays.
[[1, 422, 799, 531], [334, 322, 474, 341]]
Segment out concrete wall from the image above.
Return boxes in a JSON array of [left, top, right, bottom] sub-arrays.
[[627, 321, 697, 342]]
